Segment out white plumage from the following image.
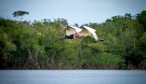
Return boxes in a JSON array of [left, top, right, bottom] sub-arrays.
[[65, 25, 99, 41], [66, 26, 82, 36], [83, 26, 98, 41]]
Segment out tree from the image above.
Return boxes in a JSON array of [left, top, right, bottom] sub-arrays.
[[124, 13, 132, 19], [12, 11, 29, 21], [136, 10, 146, 31]]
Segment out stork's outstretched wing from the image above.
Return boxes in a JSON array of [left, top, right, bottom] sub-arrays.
[[77, 27, 92, 37], [66, 26, 82, 36], [82, 26, 98, 41]]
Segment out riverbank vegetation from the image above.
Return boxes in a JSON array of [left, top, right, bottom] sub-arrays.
[[0, 10, 146, 69]]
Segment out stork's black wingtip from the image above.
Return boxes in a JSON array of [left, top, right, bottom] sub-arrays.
[[99, 39, 104, 41], [96, 39, 104, 42]]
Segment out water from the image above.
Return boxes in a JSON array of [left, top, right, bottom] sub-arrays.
[[0, 70, 146, 84]]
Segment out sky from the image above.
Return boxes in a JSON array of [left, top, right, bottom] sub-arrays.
[[0, 0, 146, 25]]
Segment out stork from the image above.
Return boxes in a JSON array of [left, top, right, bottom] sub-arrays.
[[60, 25, 103, 41]]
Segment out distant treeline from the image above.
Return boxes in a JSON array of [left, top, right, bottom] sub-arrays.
[[0, 10, 146, 69]]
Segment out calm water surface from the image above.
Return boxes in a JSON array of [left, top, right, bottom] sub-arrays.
[[0, 70, 146, 84]]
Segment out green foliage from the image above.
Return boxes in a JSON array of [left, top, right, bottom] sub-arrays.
[[138, 32, 146, 58], [92, 53, 124, 69], [137, 10, 146, 31], [0, 10, 146, 69]]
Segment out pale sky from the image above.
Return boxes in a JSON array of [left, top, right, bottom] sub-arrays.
[[0, 0, 146, 25]]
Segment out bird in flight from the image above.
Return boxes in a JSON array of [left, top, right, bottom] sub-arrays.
[[60, 25, 103, 41]]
